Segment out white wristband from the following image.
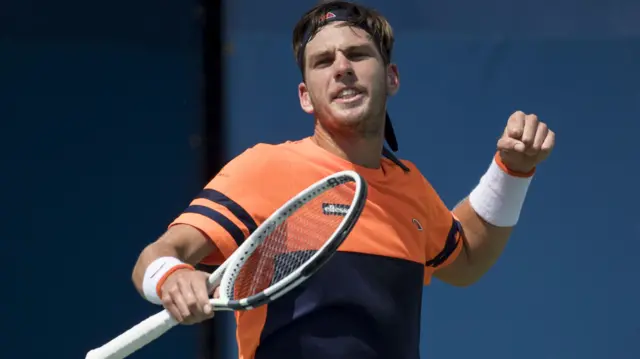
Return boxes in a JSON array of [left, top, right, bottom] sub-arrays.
[[468, 155, 534, 227], [142, 257, 193, 305]]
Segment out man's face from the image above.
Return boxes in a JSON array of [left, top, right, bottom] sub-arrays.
[[298, 22, 399, 135]]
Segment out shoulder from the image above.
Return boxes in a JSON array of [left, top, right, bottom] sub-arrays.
[[243, 138, 308, 158], [391, 157, 442, 198], [205, 140, 312, 218], [393, 158, 453, 233], [214, 141, 302, 185], [398, 158, 420, 173], [389, 157, 427, 183], [219, 139, 308, 176]]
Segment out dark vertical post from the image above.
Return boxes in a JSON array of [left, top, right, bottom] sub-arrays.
[[202, 1, 226, 181], [199, 0, 225, 358]]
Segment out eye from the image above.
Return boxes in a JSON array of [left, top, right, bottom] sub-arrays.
[[314, 57, 332, 68], [347, 51, 369, 61]]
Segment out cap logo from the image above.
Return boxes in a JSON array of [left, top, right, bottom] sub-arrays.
[[323, 11, 337, 20]]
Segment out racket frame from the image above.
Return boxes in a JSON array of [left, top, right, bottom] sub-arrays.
[[217, 169, 366, 310]]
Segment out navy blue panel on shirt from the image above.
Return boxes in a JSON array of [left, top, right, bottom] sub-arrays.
[[256, 252, 425, 359]]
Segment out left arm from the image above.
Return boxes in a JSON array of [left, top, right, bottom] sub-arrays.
[[434, 111, 555, 287], [434, 197, 513, 287]]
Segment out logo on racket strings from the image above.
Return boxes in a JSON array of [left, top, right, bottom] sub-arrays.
[[322, 203, 350, 216]]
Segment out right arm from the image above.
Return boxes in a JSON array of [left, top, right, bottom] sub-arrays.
[[132, 144, 282, 324], [131, 224, 216, 297], [132, 224, 219, 324]]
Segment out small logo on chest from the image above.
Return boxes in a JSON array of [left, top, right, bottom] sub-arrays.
[[322, 203, 350, 216], [412, 218, 423, 231]]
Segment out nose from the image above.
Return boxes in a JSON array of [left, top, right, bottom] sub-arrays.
[[333, 52, 354, 80]]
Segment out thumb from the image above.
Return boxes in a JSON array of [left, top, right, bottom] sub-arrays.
[[497, 136, 525, 153]]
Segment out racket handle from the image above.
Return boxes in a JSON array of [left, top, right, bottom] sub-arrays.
[[85, 310, 178, 359]]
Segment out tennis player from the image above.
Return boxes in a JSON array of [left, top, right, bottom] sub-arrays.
[[131, 1, 555, 358]]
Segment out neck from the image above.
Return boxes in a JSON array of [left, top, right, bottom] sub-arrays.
[[312, 121, 384, 169]]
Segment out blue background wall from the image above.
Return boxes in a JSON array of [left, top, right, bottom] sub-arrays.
[[2, 0, 638, 358]]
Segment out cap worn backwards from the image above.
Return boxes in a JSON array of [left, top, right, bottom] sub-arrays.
[[297, 6, 402, 156]]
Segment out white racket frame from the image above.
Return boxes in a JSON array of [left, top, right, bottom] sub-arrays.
[[86, 170, 366, 359]]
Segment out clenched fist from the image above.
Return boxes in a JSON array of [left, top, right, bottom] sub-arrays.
[[497, 111, 555, 173], [160, 269, 219, 325]]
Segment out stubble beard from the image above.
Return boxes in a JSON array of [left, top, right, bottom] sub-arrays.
[[312, 89, 387, 140]]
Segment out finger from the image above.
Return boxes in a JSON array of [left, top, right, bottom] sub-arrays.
[[161, 292, 183, 322], [179, 279, 201, 318], [213, 286, 221, 299], [520, 114, 539, 150], [191, 275, 213, 316], [198, 271, 214, 295], [530, 122, 548, 153], [497, 136, 525, 153], [171, 283, 192, 320], [506, 111, 526, 139], [541, 130, 555, 152]]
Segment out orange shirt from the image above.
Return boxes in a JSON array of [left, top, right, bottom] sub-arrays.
[[170, 137, 463, 359]]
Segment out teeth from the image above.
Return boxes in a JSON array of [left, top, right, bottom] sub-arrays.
[[337, 89, 359, 98]]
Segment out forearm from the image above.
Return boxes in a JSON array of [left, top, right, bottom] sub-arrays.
[[132, 224, 215, 297], [132, 242, 181, 297], [452, 198, 513, 279], [435, 112, 554, 287], [435, 154, 534, 286]]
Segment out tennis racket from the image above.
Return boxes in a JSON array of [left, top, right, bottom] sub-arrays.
[[86, 170, 367, 359]]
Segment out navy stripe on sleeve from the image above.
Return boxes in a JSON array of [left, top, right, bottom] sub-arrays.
[[183, 205, 244, 247], [425, 217, 461, 268], [197, 189, 258, 234]]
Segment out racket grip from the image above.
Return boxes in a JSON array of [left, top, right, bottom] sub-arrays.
[[85, 310, 178, 359]]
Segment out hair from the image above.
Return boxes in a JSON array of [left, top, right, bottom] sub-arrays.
[[292, 1, 395, 75]]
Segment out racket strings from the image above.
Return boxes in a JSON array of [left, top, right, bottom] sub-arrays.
[[230, 183, 355, 300]]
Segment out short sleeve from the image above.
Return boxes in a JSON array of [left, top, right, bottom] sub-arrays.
[[421, 178, 464, 285], [169, 145, 286, 265]]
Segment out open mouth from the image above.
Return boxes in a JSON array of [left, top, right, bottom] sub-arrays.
[[333, 88, 364, 103]]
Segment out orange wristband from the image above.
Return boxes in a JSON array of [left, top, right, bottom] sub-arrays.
[[142, 257, 195, 305], [155, 264, 195, 299], [494, 152, 536, 178]]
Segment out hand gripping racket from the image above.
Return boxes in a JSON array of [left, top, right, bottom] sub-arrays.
[[86, 170, 367, 359]]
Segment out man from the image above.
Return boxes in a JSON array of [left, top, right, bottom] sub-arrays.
[[131, 1, 555, 358]]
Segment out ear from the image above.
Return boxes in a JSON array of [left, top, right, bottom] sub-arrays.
[[386, 63, 400, 96], [298, 82, 314, 114]]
